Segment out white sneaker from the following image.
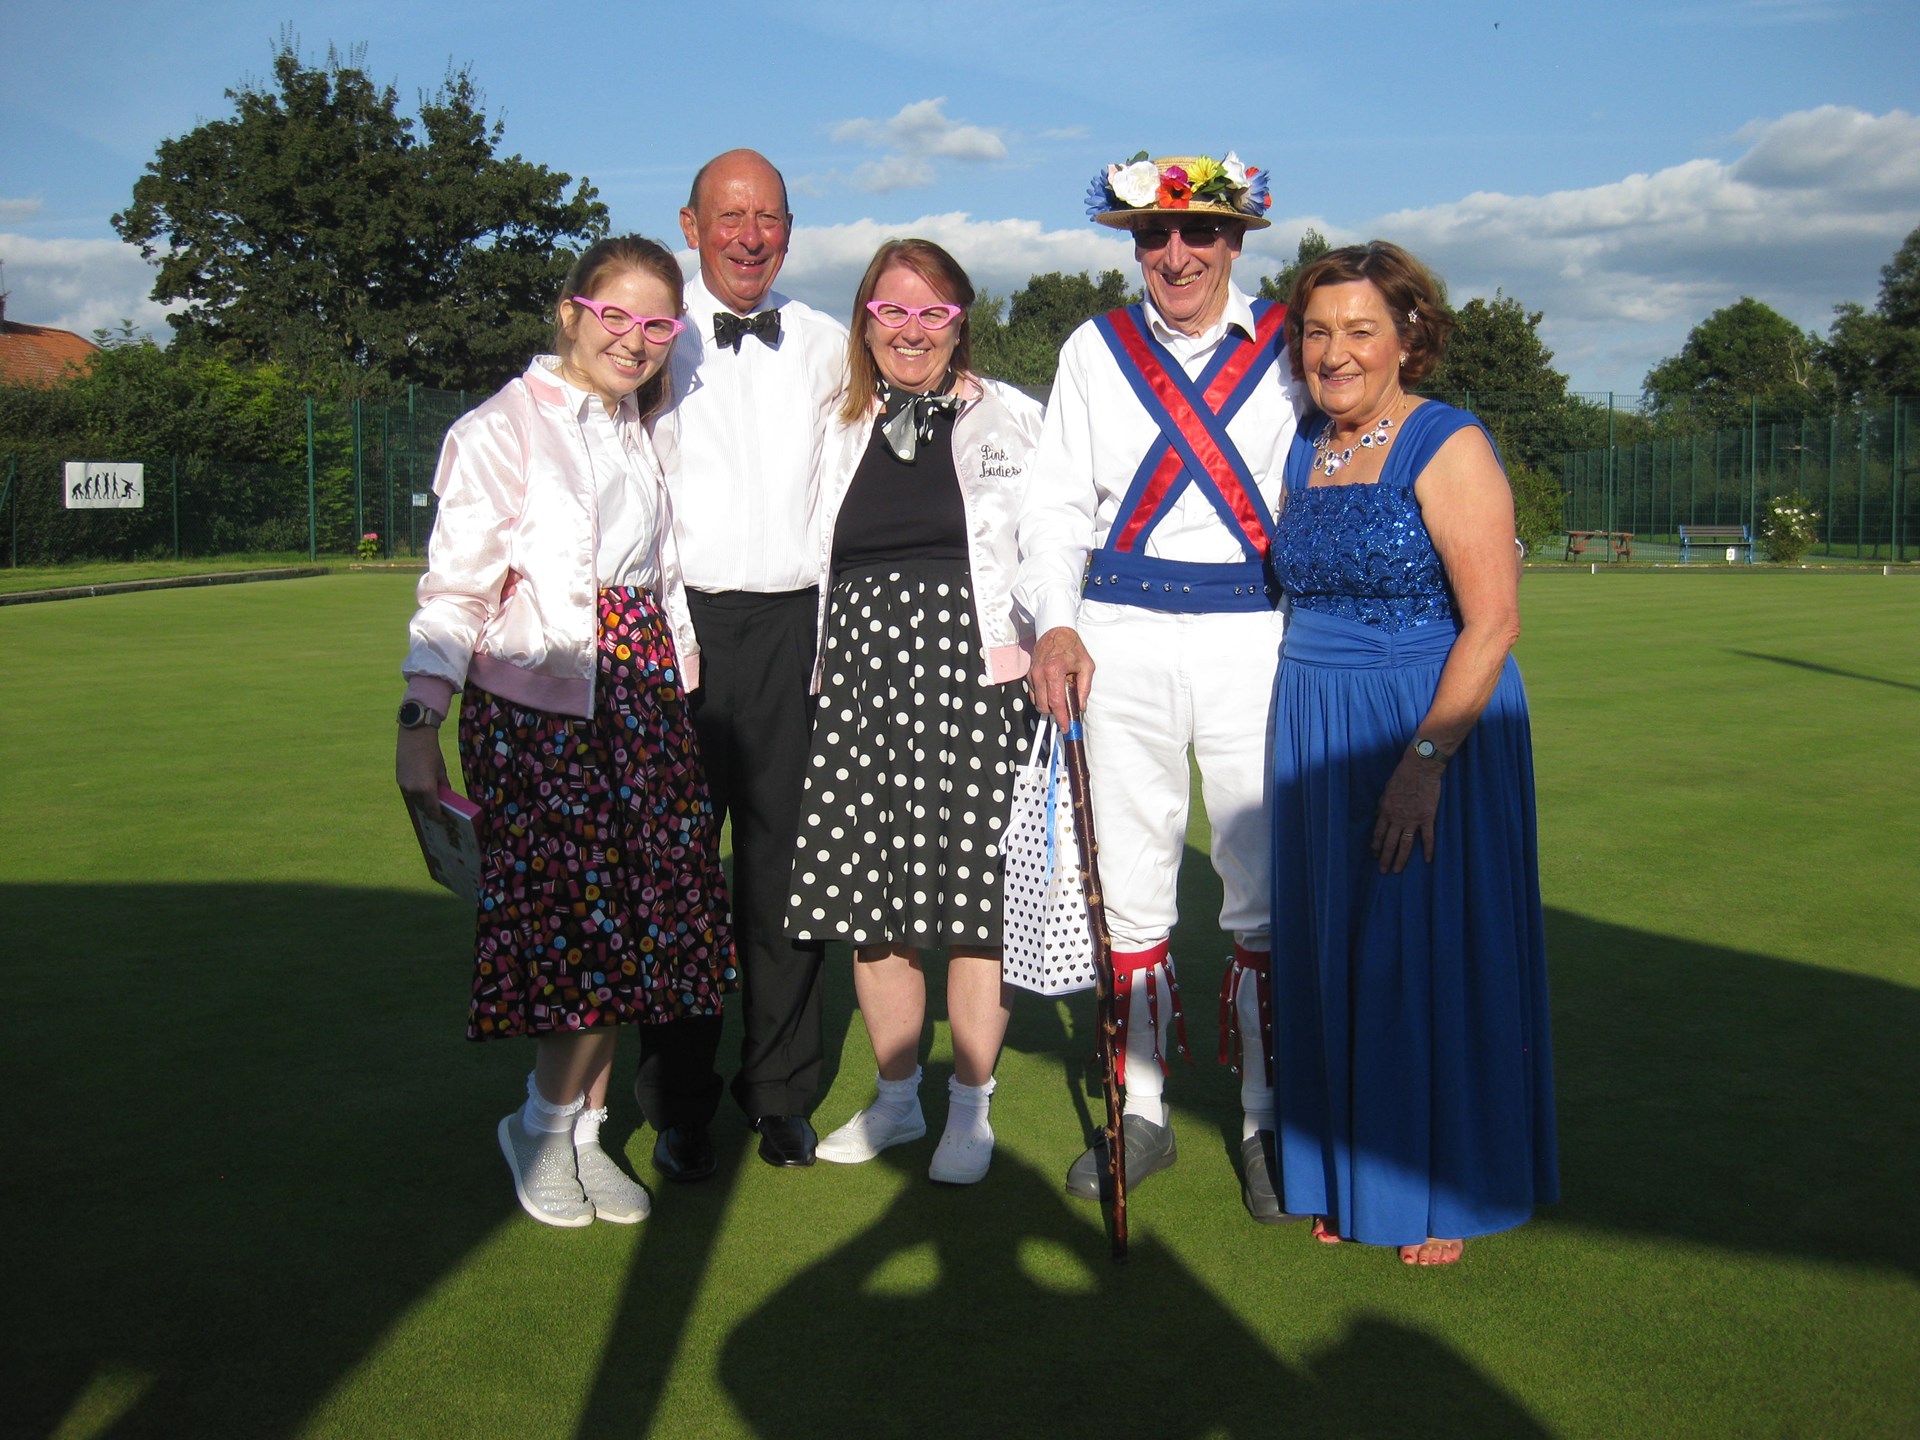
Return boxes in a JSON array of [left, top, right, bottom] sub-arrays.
[[815, 1100, 927, 1164], [576, 1141, 652, 1223], [498, 1113, 594, 1227], [928, 1119, 994, 1185]]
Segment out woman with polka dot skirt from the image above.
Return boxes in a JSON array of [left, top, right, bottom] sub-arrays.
[[787, 240, 1043, 1185], [397, 236, 735, 1228]]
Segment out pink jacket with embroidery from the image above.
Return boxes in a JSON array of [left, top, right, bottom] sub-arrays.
[[402, 359, 700, 719]]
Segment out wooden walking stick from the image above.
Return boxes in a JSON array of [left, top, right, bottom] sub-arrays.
[[1060, 677, 1126, 1260]]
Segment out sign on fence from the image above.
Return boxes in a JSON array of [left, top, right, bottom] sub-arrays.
[[63, 462, 145, 509]]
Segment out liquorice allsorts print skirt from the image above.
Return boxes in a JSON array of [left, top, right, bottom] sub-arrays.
[[457, 586, 736, 1039], [786, 558, 1032, 949]]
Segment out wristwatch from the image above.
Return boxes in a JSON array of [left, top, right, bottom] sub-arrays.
[[397, 700, 441, 730], [1412, 738, 1444, 764]]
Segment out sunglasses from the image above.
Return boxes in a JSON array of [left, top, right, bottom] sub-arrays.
[[570, 296, 687, 343], [1132, 222, 1229, 251], [865, 300, 965, 331]]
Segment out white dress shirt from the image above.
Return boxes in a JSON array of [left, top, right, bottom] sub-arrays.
[[1013, 284, 1305, 636], [651, 273, 849, 593], [546, 361, 660, 588]]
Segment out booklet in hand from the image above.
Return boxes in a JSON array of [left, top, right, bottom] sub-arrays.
[[405, 785, 484, 901]]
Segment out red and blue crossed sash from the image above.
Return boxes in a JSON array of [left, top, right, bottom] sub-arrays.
[[1084, 300, 1287, 614]]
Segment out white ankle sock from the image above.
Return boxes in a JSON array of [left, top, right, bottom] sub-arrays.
[[574, 1104, 610, 1149], [1121, 966, 1170, 1126], [945, 1075, 995, 1139], [1236, 966, 1274, 1140], [873, 1066, 923, 1116], [522, 1074, 585, 1135]]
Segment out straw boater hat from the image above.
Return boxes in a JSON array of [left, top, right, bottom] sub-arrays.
[[1085, 151, 1272, 230]]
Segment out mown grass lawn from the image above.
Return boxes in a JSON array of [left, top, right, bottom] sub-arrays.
[[4, 569, 1915, 1439]]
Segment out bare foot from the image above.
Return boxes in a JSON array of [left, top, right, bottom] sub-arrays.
[[1398, 1237, 1464, 1266], [1311, 1216, 1342, 1245]]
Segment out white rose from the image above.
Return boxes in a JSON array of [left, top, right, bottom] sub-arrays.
[[1221, 151, 1248, 186], [1109, 160, 1160, 209]]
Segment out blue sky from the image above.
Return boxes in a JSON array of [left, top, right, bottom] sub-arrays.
[[2, 0, 1916, 395]]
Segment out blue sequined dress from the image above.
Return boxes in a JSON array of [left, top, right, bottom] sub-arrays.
[[1268, 400, 1557, 1247]]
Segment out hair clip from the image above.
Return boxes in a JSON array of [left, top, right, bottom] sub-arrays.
[[1406, 308, 1419, 323]]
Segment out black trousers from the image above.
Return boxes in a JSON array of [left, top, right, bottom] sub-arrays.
[[634, 588, 825, 1128]]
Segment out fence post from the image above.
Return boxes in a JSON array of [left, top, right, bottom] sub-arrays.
[[1827, 414, 1838, 559], [305, 397, 317, 562], [407, 384, 418, 554], [1604, 394, 1615, 537], [353, 398, 364, 554], [1857, 409, 1869, 560], [4, 453, 14, 569], [1893, 397, 1905, 562], [382, 407, 393, 562]]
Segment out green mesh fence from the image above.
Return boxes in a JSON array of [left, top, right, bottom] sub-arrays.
[[1557, 399, 1916, 563], [1, 386, 472, 567], [4, 387, 1914, 568]]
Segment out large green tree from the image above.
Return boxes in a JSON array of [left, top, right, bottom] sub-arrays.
[[971, 270, 1138, 388], [113, 44, 607, 395], [1427, 291, 1612, 471], [1642, 297, 1828, 430], [1257, 227, 1331, 306], [1822, 225, 1920, 403]]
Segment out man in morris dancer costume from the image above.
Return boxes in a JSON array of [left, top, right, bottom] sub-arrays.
[[1016, 152, 1303, 1222]]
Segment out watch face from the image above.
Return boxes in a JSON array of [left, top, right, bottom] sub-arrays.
[[1415, 739, 1436, 759], [398, 701, 425, 728]]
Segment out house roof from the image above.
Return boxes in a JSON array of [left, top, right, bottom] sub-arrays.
[[0, 315, 101, 387]]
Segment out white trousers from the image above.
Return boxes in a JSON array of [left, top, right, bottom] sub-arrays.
[[1076, 600, 1284, 952]]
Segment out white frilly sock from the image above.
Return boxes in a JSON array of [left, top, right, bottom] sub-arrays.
[[522, 1073, 585, 1135], [945, 1074, 995, 1141], [873, 1066, 923, 1118]]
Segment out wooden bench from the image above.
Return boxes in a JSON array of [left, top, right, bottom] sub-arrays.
[[1564, 530, 1634, 562], [1678, 524, 1754, 563]]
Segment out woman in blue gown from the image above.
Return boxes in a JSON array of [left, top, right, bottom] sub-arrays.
[[1268, 242, 1557, 1266]]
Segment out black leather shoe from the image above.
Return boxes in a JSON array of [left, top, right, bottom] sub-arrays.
[[753, 1114, 817, 1168], [652, 1124, 716, 1183]]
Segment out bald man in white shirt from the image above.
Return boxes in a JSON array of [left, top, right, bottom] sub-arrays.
[[640, 150, 849, 1176]]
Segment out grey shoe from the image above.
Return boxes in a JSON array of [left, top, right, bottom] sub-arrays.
[[576, 1140, 652, 1224], [1240, 1130, 1307, 1225], [497, 1112, 593, 1228], [1065, 1114, 1176, 1200]]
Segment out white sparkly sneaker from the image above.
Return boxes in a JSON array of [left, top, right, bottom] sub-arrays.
[[928, 1117, 994, 1185], [815, 1099, 927, 1164], [498, 1112, 594, 1227], [576, 1142, 652, 1223]]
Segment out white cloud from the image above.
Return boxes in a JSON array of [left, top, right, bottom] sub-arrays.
[[0, 199, 46, 222], [826, 98, 1009, 193], [712, 106, 1920, 393], [0, 233, 170, 340], [1297, 105, 1920, 391], [852, 155, 936, 194]]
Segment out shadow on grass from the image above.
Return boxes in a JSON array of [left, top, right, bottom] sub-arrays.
[[1728, 649, 1920, 693], [710, 1156, 1552, 1440], [4, 881, 1915, 1438]]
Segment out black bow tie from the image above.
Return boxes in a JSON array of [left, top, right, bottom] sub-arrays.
[[878, 385, 961, 463], [713, 308, 781, 352]]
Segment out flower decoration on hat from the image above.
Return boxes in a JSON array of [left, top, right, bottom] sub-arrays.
[[1084, 150, 1273, 229]]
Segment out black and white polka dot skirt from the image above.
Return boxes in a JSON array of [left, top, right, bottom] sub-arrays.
[[786, 557, 1032, 949]]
